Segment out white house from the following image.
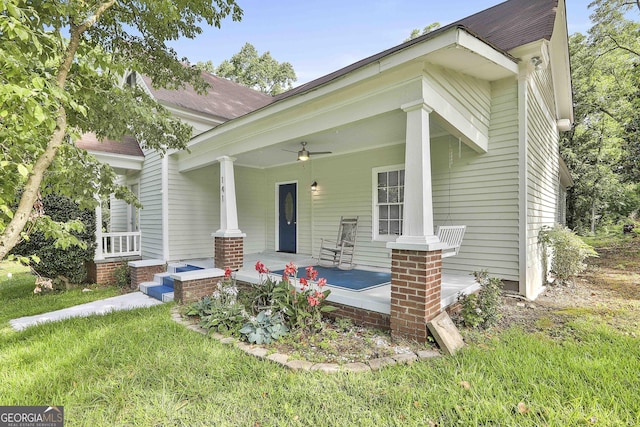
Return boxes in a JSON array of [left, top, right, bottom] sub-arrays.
[[78, 0, 574, 342]]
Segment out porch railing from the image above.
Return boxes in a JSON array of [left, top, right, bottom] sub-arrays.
[[101, 231, 142, 258]]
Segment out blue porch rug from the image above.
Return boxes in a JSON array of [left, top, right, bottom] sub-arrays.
[[271, 265, 391, 292]]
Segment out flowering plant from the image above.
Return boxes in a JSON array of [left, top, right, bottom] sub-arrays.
[[268, 262, 335, 332], [186, 270, 248, 335]]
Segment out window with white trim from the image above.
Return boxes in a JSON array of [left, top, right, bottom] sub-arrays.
[[373, 166, 404, 241]]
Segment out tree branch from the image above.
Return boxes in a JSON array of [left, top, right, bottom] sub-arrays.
[[0, 1, 117, 260], [622, 1, 640, 12], [605, 33, 640, 58]]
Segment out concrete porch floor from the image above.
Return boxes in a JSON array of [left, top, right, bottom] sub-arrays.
[[185, 252, 479, 315]]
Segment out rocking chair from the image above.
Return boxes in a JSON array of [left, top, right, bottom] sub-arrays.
[[318, 216, 359, 270], [436, 225, 466, 258]]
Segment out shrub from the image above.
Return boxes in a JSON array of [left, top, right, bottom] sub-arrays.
[[239, 310, 289, 344], [11, 194, 96, 288], [186, 275, 249, 336], [113, 261, 131, 289], [538, 225, 598, 285], [457, 270, 503, 329]]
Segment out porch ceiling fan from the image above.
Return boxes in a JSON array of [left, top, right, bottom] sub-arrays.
[[286, 141, 332, 161]]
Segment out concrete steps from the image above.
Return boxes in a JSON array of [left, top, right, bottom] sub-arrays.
[[140, 263, 204, 302]]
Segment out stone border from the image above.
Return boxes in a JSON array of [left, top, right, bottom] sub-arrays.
[[170, 307, 441, 373]]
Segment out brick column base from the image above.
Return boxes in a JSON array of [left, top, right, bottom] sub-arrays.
[[390, 249, 442, 342], [129, 260, 166, 290], [214, 236, 244, 270], [174, 276, 221, 304], [86, 258, 140, 286]]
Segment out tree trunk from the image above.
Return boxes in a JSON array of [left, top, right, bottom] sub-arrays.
[[0, 109, 68, 260], [0, 1, 116, 261]]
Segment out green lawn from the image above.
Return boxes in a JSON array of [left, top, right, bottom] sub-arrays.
[[1, 261, 639, 426]]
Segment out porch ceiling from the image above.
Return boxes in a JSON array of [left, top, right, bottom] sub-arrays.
[[231, 110, 449, 169]]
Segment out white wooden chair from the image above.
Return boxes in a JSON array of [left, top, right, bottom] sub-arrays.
[[318, 217, 359, 269], [436, 225, 466, 258]]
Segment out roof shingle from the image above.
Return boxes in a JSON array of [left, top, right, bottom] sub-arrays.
[[274, 0, 559, 101], [141, 72, 273, 120], [75, 132, 144, 157]]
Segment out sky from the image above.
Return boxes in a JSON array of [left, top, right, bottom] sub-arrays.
[[170, 0, 594, 86]]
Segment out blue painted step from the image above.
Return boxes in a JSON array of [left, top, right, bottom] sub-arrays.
[[163, 265, 204, 288], [147, 285, 174, 301], [146, 265, 205, 302], [162, 275, 174, 288], [175, 265, 203, 273]]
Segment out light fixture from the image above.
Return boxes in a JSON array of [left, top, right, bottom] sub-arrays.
[[311, 181, 318, 191], [531, 56, 543, 70], [297, 146, 310, 161]]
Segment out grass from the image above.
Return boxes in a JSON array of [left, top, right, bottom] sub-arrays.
[[1, 260, 640, 426], [0, 262, 120, 332]]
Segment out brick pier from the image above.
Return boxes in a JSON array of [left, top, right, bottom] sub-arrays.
[[214, 236, 244, 270], [389, 249, 442, 342]]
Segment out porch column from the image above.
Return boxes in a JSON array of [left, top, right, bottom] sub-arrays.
[[397, 99, 438, 245], [387, 99, 446, 342], [212, 156, 246, 270], [94, 197, 104, 261]]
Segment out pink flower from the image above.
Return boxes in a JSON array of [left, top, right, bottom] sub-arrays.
[[299, 277, 308, 290], [284, 262, 297, 277], [314, 290, 325, 300], [224, 267, 232, 278], [307, 295, 319, 306], [305, 266, 318, 281], [255, 261, 269, 274], [317, 278, 327, 288]]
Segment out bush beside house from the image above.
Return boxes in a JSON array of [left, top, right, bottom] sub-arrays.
[[11, 194, 96, 288]]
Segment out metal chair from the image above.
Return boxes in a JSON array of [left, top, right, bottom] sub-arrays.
[[318, 216, 359, 269]]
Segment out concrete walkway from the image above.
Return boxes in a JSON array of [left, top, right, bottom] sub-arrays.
[[10, 291, 163, 331]]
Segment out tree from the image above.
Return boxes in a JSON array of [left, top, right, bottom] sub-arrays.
[[215, 42, 296, 95], [195, 60, 215, 73], [0, 0, 242, 261], [405, 22, 441, 42], [561, 1, 640, 231]]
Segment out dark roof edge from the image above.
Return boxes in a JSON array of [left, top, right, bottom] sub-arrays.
[[271, 24, 518, 104]]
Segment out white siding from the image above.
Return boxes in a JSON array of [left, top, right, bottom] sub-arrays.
[[139, 150, 164, 259], [308, 146, 405, 268], [167, 159, 219, 260], [109, 176, 129, 232], [236, 166, 268, 254], [425, 66, 492, 140], [531, 67, 556, 118], [433, 78, 521, 280], [525, 73, 561, 296]]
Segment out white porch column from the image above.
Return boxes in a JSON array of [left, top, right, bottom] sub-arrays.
[[213, 156, 245, 238], [388, 99, 444, 251], [94, 197, 104, 261]]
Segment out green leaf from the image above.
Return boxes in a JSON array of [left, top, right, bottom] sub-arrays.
[[17, 164, 29, 177]]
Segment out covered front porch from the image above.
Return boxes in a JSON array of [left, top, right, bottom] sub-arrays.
[[185, 251, 479, 317], [172, 35, 512, 341]]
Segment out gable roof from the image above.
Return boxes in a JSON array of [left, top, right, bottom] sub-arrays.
[[457, 0, 558, 51], [274, 0, 559, 102], [75, 132, 144, 157], [140, 72, 273, 120]]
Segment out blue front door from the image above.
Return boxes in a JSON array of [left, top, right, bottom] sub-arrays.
[[278, 183, 297, 253]]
